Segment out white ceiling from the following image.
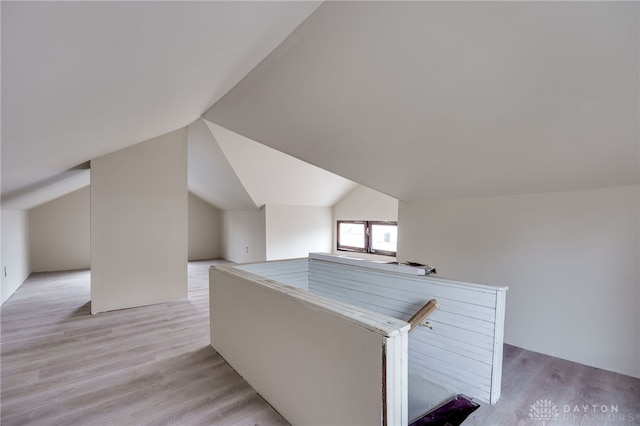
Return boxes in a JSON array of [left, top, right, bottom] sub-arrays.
[[205, 1, 639, 202], [187, 118, 257, 211], [206, 120, 357, 207], [0, 168, 90, 211], [187, 118, 356, 210], [3, 1, 638, 210], [1, 1, 321, 206]]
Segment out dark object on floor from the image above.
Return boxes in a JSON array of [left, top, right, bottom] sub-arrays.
[[409, 394, 480, 426]]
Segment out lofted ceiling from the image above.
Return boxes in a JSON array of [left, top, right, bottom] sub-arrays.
[[1, 1, 321, 208], [205, 1, 639, 202], [2, 1, 638, 210], [187, 118, 257, 211], [187, 118, 356, 210], [205, 120, 357, 208]]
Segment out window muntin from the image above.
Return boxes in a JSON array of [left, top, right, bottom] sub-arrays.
[[337, 220, 397, 256]]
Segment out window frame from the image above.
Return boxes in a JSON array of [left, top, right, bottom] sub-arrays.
[[336, 220, 398, 257], [336, 220, 368, 253]]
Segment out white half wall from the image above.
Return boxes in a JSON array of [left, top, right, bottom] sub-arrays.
[[265, 205, 332, 261], [210, 264, 407, 425], [398, 185, 640, 378], [1, 210, 31, 304], [90, 129, 188, 314], [220, 209, 266, 263], [29, 186, 90, 272], [188, 192, 221, 261]]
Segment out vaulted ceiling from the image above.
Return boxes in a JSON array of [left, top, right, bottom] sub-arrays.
[[188, 118, 356, 210], [205, 1, 639, 202], [2, 1, 324, 209], [2, 1, 638, 210]]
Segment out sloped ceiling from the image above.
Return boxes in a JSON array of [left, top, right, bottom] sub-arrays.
[[205, 120, 357, 207], [205, 1, 639, 202], [187, 119, 257, 211], [187, 119, 355, 210], [4, 1, 637, 210], [0, 168, 90, 211], [1, 1, 321, 208]]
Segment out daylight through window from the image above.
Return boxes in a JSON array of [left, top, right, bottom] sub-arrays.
[[337, 220, 398, 256]]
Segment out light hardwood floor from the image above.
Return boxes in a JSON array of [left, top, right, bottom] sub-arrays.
[[2, 261, 639, 425], [467, 345, 640, 426], [1, 260, 289, 426]]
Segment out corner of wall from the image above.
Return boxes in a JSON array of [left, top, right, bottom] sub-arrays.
[[397, 185, 640, 378], [219, 209, 266, 263], [90, 128, 188, 312], [1, 209, 31, 305], [188, 192, 222, 261]]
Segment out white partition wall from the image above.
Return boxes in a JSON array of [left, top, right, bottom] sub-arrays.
[[91, 128, 188, 314], [218, 255, 508, 409], [210, 264, 409, 426], [211, 255, 507, 424], [307, 254, 507, 404]]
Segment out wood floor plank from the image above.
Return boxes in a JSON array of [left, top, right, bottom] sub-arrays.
[[466, 344, 640, 426], [1, 260, 289, 426], [2, 261, 638, 425]]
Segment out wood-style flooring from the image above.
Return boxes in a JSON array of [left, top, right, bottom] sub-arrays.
[[1, 260, 289, 426], [467, 344, 640, 426], [2, 260, 639, 425]]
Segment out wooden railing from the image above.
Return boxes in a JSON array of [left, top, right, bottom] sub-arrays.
[[407, 299, 438, 332]]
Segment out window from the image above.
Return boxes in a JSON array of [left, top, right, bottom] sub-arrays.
[[337, 220, 398, 256]]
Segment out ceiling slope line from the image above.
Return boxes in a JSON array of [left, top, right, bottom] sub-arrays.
[[204, 119, 357, 208], [188, 118, 258, 211], [1, 168, 90, 210]]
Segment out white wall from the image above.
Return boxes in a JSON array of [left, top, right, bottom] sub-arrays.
[[398, 185, 640, 378], [265, 205, 332, 261], [308, 256, 506, 404], [220, 209, 266, 263], [91, 129, 188, 314], [188, 192, 221, 261], [29, 186, 90, 272], [28, 183, 221, 272], [334, 185, 398, 221], [210, 265, 405, 425], [333, 185, 399, 259], [1, 210, 31, 304]]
